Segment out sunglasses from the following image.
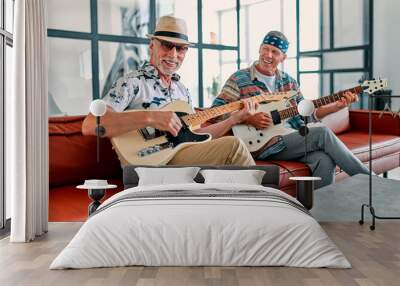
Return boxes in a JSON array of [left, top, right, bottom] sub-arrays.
[[156, 39, 189, 54]]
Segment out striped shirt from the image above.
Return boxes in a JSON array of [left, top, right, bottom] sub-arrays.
[[212, 61, 313, 159]]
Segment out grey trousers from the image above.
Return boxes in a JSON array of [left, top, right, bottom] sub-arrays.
[[266, 126, 370, 189]]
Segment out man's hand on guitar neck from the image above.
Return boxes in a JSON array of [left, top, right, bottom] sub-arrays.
[[335, 91, 358, 110], [194, 98, 259, 139], [230, 98, 259, 125], [315, 91, 359, 119]]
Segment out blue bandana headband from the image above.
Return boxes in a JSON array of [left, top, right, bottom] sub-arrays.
[[262, 34, 289, 54]]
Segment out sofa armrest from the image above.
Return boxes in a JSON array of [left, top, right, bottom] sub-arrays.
[[349, 109, 400, 135]]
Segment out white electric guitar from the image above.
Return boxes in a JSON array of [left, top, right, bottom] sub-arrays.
[[111, 90, 297, 165], [232, 79, 388, 154]]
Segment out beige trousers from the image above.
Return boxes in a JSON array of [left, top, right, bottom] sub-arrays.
[[168, 136, 255, 166]]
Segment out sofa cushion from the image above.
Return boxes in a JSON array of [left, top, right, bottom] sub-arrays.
[[49, 116, 122, 188], [337, 131, 400, 162], [320, 107, 350, 135]]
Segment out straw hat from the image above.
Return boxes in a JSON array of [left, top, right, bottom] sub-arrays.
[[147, 15, 191, 45]]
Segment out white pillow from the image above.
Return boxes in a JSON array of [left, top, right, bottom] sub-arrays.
[[135, 167, 200, 186], [200, 169, 266, 185]]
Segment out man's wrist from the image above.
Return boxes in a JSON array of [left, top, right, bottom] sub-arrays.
[[228, 115, 241, 126], [143, 111, 154, 126], [334, 103, 343, 112]]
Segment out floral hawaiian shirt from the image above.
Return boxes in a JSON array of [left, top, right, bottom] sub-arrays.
[[103, 62, 193, 112]]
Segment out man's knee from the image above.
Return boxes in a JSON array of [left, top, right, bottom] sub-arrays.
[[218, 136, 245, 149], [312, 126, 333, 137], [220, 136, 255, 165]]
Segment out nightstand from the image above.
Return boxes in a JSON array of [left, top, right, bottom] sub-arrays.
[[289, 176, 321, 210], [77, 180, 117, 216]]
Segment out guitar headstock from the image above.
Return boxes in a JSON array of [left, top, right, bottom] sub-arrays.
[[361, 78, 388, 94]]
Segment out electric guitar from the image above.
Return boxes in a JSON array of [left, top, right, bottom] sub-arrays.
[[232, 79, 388, 154], [111, 90, 297, 165]]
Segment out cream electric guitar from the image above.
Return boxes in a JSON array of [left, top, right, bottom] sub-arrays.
[[111, 90, 297, 165], [232, 79, 388, 154]]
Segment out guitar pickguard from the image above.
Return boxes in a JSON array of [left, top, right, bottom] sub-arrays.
[[232, 100, 295, 153]]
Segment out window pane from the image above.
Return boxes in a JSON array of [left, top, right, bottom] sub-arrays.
[[156, 0, 198, 43], [322, 73, 331, 96], [203, 49, 237, 107], [334, 72, 367, 109], [322, 0, 330, 49], [282, 58, 298, 82], [299, 0, 320, 51], [239, 8, 248, 67], [240, 0, 281, 66], [334, 0, 369, 48], [48, 38, 93, 116], [283, 0, 297, 58], [203, 0, 237, 46], [323, 50, 364, 70], [299, 57, 320, 72], [5, 0, 14, 33], [178, 48, 199, 107], [99, 41, 149, 98], [300, 73, 320, 100], [5, 44, 13, 219], [98, 0, 149, 37], [47, 0, 91, 32]]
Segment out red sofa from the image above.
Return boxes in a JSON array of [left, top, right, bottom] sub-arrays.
[[49, 108, 400, 217]]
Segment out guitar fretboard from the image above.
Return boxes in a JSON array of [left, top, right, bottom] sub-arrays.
[[181, 91, 293, 127], [278, 86, 363, 120]]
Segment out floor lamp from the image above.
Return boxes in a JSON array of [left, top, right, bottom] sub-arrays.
[[89, 99, 107, 162], [297, 99, 315, 162], [289, 99, 321, 210]]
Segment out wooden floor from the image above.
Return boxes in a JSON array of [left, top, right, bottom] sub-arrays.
[[0, 222, 399, 286]]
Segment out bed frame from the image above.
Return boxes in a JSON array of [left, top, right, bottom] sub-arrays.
[[123, 165, 280, 189]]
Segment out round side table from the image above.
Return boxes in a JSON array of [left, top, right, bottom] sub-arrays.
[[289, 177, 321, 210], [77, 183, 117, 216]]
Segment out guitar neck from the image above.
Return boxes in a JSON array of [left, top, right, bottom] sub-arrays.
[[182, 92, 290, 127], [278, 86, 364, 120]]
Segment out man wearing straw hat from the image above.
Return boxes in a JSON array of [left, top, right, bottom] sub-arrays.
[[83, 16, 255, 166]]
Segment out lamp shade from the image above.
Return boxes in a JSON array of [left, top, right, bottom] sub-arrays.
[[89, 99, 107, 117], [297, 99, 315, 117]]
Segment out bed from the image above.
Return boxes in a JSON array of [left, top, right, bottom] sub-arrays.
[[50, 165, 350, 269]]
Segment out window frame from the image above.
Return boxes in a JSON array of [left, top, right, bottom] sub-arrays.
[[296, 0, 373, 108], [47, 0, 241, 108]]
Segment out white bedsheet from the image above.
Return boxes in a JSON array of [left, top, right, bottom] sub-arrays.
[[50, 183, 350, 269]]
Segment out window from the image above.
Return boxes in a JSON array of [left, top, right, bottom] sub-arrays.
[[1, 0, 14, 232], [47, 0, 241, 113], [298, 0, 372, 105], [240, 0, 298, 80]]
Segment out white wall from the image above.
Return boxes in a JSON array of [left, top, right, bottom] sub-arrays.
[[374, 0, 400, 108]]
